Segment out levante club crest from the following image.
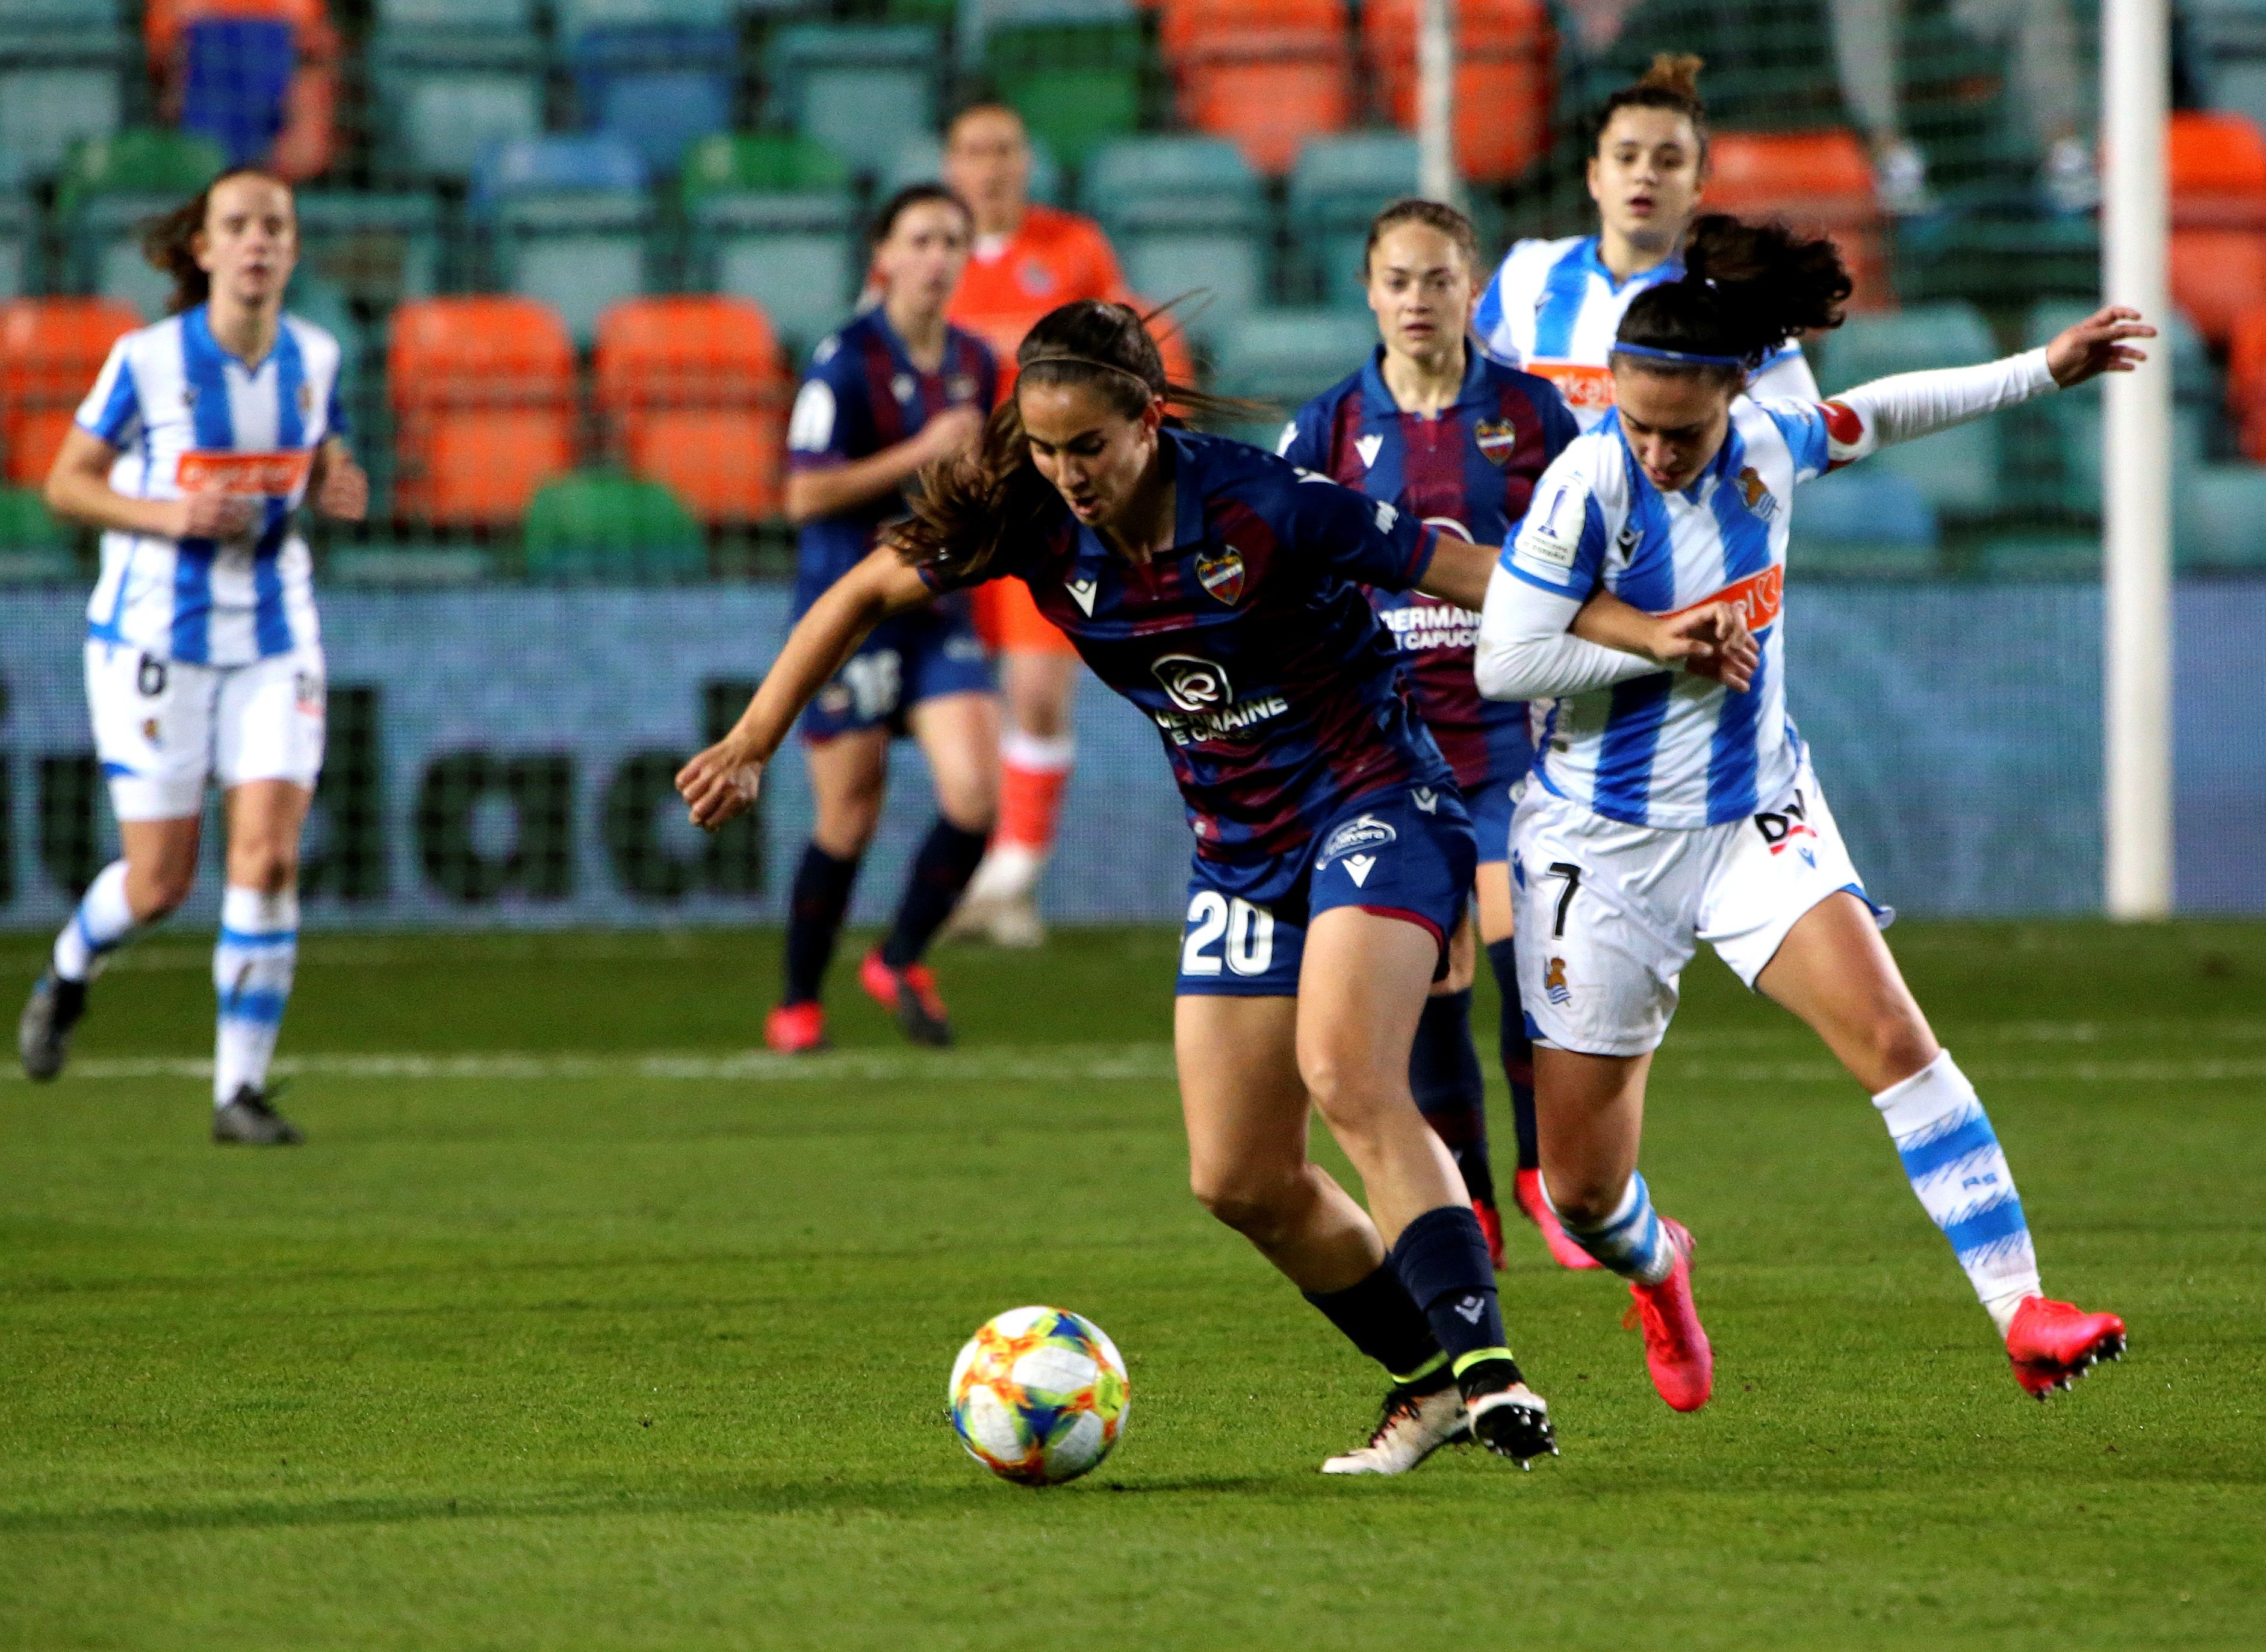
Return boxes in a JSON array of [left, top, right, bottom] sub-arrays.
[[1196, 546, 1246, 604], [1474, 417, 1518, 467]]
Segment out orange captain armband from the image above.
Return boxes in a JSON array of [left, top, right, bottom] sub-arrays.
[[175, 450, 314, 497]]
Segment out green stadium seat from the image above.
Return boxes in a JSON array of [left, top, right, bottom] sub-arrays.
[[1287, 134, 1421, 308], [523, 470, 706, 583], [765, 25, 939, 178], [0, 1, 125, 179], [984, 4, 1146, 170], [680, 132, 850, 199], [1789, 466, 1940, 578], [2175, 461, 2266, 571], [1209, 309, 1381, 446], [1816, 302, 2003, 517], [0, 482, 72, 582], [683, 135, 857, 358], [1081, 137, 1268, 344]]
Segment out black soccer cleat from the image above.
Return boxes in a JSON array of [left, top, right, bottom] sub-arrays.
[[19, 972, 88, 1082], [858, 951, 953, 1048], [1460, 1358, 1559, 1469], [212, 1085, 304, 1146]]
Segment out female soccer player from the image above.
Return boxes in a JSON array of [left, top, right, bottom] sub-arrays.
[[1476, 214, 2143, 1412], [681, 300, 1744, 1471], [1474, 53, 1819, 429], [17, 166, 367, 1144], [771, 184, 1001, 1053], [1277, 198, 1594, 1272]]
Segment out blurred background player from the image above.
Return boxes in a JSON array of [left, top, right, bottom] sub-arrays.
[[938, 101, 1135, 946], [772, 184, 1000, 1052], [1474, 55, 1819, 430], [16, 167, 367, 1146], [1279, 199, 1591, 1271]]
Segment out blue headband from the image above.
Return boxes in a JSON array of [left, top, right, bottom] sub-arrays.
[[1610, 341, 1751, 369]]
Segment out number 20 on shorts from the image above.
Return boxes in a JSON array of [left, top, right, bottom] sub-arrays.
[[1181, 892, 1276, 978]]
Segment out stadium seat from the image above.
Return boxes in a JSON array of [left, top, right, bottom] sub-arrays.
[[0, 0, 127, 179], [388, 296, 577, 526], [2227, 302, 2266, 459], [1789, 466, 1940, 577], [0, 297, 140, 488], [2174, 461, 2266, 571], [523, 469, 707, 583], [2166, 110, 2266, 342], [2024, 300, 2211, 509], [1209, 308, 1380, 444], [0, 482, 64, 548], [1703, 129, 1891, 311], [145, 1, 341, 179], [595, 294, 787, 523], [294, 191, 445, 306], [370, 8, 544, 184], [1170, 10, 1354, 178], [1081, 136, 1267, 343], [1289, 133, 1421, 307], [765, 25, 939, 178], [1362, 0, 1553, 184], [1816, 303, 2001, 515], [681, 134, 857, 356], [568, 24, 738, 174], [55, 129, 227, 321], [983, 2, 1145, 170], [0, 182, 28, 302], [554, 0, 735, 25], [2192, 1, 2266, 133], [473, 136, 654, 347]]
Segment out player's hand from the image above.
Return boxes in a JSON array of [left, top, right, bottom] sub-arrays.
[[315, 453, 369, 521], [2045, 305, 2155, 388], [1651, 602, 1758, 692], [676, 737, 765, 832], [914, 405, 986, 465], [170, 493, 258, 539]]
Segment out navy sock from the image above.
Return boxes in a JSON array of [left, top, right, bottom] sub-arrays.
[[880, 817, 989, 969], [1410, 988, 1495, 1206], [1388, 1205, 1515, 1386], [783, 842, 861, 1005], [1301, 1264, 1444, 1382], [1486, 937, 1540, 1172]]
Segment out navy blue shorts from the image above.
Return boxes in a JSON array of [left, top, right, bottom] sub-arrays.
[[798, 602, 994, 743], [1176, 781, 1477, 997], [1464, 774, 1516, 868]]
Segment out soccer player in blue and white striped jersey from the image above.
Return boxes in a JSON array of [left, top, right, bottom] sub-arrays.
[[1476, 214, 2143, 1412], [17, 168, 366, 1145]]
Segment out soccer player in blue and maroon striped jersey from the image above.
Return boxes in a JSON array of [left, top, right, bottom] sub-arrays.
[[1279, 200, 1592, 1273]]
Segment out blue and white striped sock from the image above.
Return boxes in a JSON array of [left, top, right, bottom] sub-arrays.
[[1874, 1051, 2041, 1334], [1548, 1170, 1677, 1285], [51, 860, 144, 983], [213, 886, 297, 1107]]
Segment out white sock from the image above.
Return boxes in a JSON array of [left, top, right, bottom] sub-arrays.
[[1548, 1171, 1677, 1285], [964, 841, 1045, 902], [1873, 1051, 2042, 1334], [1000, 728, 1075, 774], [213, 885, 298, 1107], [51, 860, 142, 983]]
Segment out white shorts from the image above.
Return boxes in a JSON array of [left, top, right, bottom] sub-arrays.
[[86, 641, 327, 821], [1511, 756, 1887, 1058]]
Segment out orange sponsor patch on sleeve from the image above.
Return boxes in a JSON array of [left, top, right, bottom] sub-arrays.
[[1530, 362, 1616, 413], [1672, 564, 1784, 632], [175, 450, 313, 497]]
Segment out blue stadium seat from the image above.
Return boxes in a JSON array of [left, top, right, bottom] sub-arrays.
[[1288, 134, 1423, 307], [1816, 303, 2004, 517], [570, 25, 738, 173], [1209, 309, 1382, 446], [474, 137, 654, 347], [179, 18, 296, 169], [2020, 301, 2212, 512], [0, 1, 125, 179], [370, 16, 545, 183], [1081, 137, 1268, 344], [765, 25, 939, 177], [2176, 461, 2266, 570], [1789, 467, 1940, 577]]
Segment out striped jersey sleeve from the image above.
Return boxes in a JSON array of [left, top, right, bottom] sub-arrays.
[[75, 337, 143, 447]]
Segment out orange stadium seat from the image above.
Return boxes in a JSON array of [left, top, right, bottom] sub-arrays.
[[1363, 0, 1554, 184], [595, 296, 788, 524], [2226, 305, 2266, 460], [1703, 129, 1892, 311], [1161, 0, 1353, 176], [0, 299, 142, 489], [2168, 112, 2266, 344], [388, 297, 577, 526]]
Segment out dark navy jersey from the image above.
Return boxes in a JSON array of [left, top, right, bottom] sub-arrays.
[[922, 429, 1455, 862], [786, 307, 998, 616], [1278, 345, 1577, 792]]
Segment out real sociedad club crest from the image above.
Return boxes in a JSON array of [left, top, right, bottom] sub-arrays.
[[1195, 546, 1246, 604], [1474, 417, 1518, 467]]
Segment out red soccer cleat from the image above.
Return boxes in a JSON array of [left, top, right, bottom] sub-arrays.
[[765, 1001, 828, 1054], [1473, 1197, 1506, 1270], [858, 950, 953, 1047], [2005, 1296, 2127, 1400], [1623, 1218, 1712, 1412], [1515, 1167, 1602, 1270]]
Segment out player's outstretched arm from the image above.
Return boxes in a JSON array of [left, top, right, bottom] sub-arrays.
[[310, 436, 367, 521], [45, 426, 255, 540], [676, 545, 937, 830]]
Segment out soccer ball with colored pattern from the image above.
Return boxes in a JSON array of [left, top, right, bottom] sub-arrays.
[[948, 1306, 1129, 1485]]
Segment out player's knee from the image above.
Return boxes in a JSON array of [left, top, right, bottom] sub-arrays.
[[1859, 1015, 1939, 1088], [130, 863, 196, 919], [228, 848, 298, 896], [1541, 1169, 1622, 1231], [1299, 1055, 1395, 1143], [1189, 1161, 1305, 1242]]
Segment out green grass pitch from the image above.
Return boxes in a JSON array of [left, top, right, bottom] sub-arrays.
[[2, 920, 2262, 1649]]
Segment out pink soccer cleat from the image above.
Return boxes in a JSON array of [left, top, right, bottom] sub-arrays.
[[1515, 1167, 1602, 1270], [1623, 1218, 1712, 1412], [1474, 1197, 1506, 1271], [2005, 1296, 2126, 1399], [858, 951, 953, 1047], [764, 1001, 828, 1054]]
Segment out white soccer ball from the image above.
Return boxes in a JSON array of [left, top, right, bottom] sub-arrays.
[[948, 1306, 1131, 1485]]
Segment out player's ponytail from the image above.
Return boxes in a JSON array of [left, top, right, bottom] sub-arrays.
[[143, 165, 293, 314], [1595, 52, 1709, 157], [1613, 213, 1850, 382], [896, 299, 1247, 586]]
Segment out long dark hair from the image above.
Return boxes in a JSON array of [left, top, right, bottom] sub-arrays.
[[896, 299, 1246, 586], [141, 166, 293, 314], [1595, 52, 1709, 159], [1615, 214, 1851, 382]]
